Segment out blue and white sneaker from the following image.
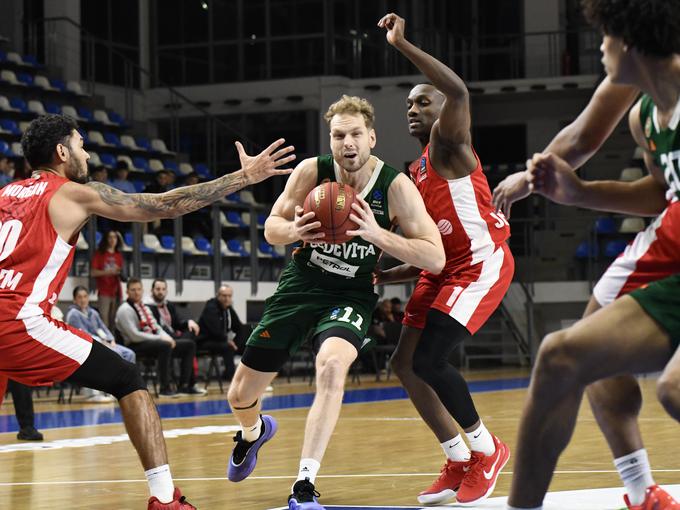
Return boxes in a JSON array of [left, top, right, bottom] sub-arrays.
[[288, 478, 325, 510], [227, 414, 278, 482]]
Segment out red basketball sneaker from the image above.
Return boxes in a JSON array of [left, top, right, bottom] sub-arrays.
[[417, 459, 471, 505], [455, 435, 510, 505], [148, 488, 197, 510], [624, 485, 680, 510]]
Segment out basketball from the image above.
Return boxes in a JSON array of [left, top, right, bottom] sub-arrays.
[[303, 181, 359, 244]]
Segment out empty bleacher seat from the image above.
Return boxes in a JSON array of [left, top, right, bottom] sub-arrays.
[[0, 141, 11, 155], [633, 147, 644, 161], [6, 52, 24, 65], [257, 213, 267, 228], [124, 232, 153, 253], [143, 234, 171, 253], [50, 79, 67, 92], [219, 239, 229, 256], [179, 163, 193, 175], [132, 180, 145, 193], [240, 190, 258, 206], [108, 111, 125, 126], [163, 160, 179, 173], [226, 239, 249, 257], [241, 212, 252, 227], [9, 98, 28, 113], [10, 143, 22, 157], [226, 211, 247, 227], [195, 163, 211, 179], [0, 119, 21, 135], [136, 137, 151, 151], [88, 131, 105, 146], [22, 55, 40, 67], [225, 192, 241, 203], [151, 138, 173, 154], [44, 102, 61, 114], [160, 235, 176, 251], [258, 240, 274, 258], [619, 217, 645, 234], [273, 244, 286, 258], [76, 233, 89, 251], [77, 106, 94, 122], [132, 157, 151, 173], [99, 153, 116, 168], [87, 151, 102, 166], [149, 159, 164, 172], [0, 70, 20, 86], [194, 236, 211, 255], [61, 105, 78, 119], [575, 241, 598, 259], [604, 240, 628, 258], [594, 217, 616, 234], [33, 75, 54, 91], [619, 167, 644, 181], [103, 132, 122, 147], [181, 236, 201, 255], [120, 135, 139, 150], [0, 96, 18, 112], [67, 81, 88, 96], [17, 73, 34, 87], [94, 110, 114, 125], [27, 100, 46, 115]]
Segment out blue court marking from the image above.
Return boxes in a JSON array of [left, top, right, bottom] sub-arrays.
[[0, 376, 529, 433]]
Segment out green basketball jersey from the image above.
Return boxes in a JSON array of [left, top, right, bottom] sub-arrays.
[[290, 154, 401, 290], [639, 94, 680, 200]]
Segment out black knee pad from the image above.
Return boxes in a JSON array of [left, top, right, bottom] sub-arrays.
[[413, 309, 470, 377], [110, 360, 147, 400]]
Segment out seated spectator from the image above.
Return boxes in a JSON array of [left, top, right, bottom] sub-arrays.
[[183, 172, 200, 186], [144, 169, 172, 194], [196, 285, 244, 382], [390, 297, 404, 323], [0, 155, 13, 187], [90, 165, 108, 183], [116, 278, 205, 397], [375, 298, 395, 323], [109, 160, 135, 193], [66, 286, 136, 363], [146, 278, 200, 340]]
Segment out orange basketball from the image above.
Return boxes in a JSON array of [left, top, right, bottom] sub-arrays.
[[303, 181, 359, 244]]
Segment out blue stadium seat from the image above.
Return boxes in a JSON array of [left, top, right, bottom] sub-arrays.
[[257, 213, 267, 227], [225, 192, 241, 202], [160, 235, 176, 251], [0, 51, 6, 62], [44, 102, 61, 114], [108, 111, 125, 125], [195, 236, 212, 254], [575, 241, 598, 259], [103, 132, 122, 147], [227, 239, 249, 257], [132, 157, 150, 173], [0, 119, 21, 135], [9, 97, 28, 113], [50, 78, 66, 92], [77, 107, 94, 122], [22, 55, 41, 67], [0, 141, 10, 155], [259, 240, 276, 257], [132, 180, 145, 193], [17, 73, 34, 86], [604, 240, 628, 258], [164, 160, 179, 173], [95, 231, 103, 246], [136, 137, 151, 151], [226, 211, 247, 227], [595, 217, 617, 235], [124, 232, 153, 253], [99, 153, 116, 168], [195, 163, 212, 179]]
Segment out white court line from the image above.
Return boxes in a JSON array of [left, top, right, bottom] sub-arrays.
[[3, 469, 680, 486]]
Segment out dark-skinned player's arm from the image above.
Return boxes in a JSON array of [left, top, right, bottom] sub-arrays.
[[528, 100, 666, 217], [264, 157, 325, 246], [379, 13, 471, 149], [51, 139, 295, 241], [493, 76, 639, 217]]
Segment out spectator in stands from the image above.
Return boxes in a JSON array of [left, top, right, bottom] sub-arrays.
[[183, 172, 200, 186], [375, 298, 395, 323], [144, 169, 173, 194], [390, 297, 404, 323], [116, 278, 205, 397], [8, 380, 43, 441], [146, 278, 200, 340], [109, 160, 135, 193], [90, 165, 108, 183], [66, 286, 136, 363], [196, 284, 244, 382], [91, 230, 124, 331], [0, 155, 12, 187]]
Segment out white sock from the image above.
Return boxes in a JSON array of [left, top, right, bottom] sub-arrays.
[[506, 506, 542, 510], [465, 421, 495, 456], [614, 449, 655, 506], [242, 417, 262, 442], [441, 434, 471, 462], [145, 464, 174, 503], [296, 458, 321, 485]]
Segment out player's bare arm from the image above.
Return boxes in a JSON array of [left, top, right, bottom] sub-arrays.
[[373, 263, 422, 285], [51, 139, 295, 240], [379, 12, 475, 177], [529, 102, 666, 216], [347, 173, 445, 274], [264, 157, 325, 245], [493, 77, 639, 216]]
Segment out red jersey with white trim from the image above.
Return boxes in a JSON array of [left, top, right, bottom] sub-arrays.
[[409, 145, 510, 273], [0, 172, 76, 321]]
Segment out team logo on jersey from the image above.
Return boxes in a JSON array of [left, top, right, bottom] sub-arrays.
[[330, 308, 340, 320], [437, 219, 453, 236], [418, 156, 428, 182], [645, 116, 653, 138], [370, 189, 384, 215]]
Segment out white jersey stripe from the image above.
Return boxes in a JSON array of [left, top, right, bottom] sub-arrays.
[[449, 245, 505, 327], [21, 315, 92, 364], [448, 177, 495, 265]]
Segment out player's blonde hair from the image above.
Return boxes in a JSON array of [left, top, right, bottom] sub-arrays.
[[324, 95, 375, 129]]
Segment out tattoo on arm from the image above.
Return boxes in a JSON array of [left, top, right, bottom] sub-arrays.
[[86, 172, 248, 218]]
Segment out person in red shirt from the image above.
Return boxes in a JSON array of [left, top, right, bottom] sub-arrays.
[[91, 229, 123, 331]]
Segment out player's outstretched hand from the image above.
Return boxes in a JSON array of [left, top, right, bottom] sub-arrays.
[[377, 13, 406, 46], [492, 170, 532, 218], [294, 205, 324, 242], [527, 152, 583, 206], [347, 196, 382, 244], [236, 139, 296, 186]]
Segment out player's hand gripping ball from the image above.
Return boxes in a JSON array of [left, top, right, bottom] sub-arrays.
[[303, 181, 359, 244]]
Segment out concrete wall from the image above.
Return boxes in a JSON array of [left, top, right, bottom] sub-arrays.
[[43, 0, 81, 82], [0, 0, 24, 53]]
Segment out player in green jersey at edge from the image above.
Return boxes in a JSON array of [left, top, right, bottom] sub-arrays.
[[506, 1, 680, 509], [226, 95, 445, 510]]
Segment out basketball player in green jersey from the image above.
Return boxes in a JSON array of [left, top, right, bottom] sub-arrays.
[[506, 1, 680, 509], [226, 95, 445, 510]]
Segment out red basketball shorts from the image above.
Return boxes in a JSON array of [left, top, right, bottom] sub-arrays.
[[403, 243, 514, 334]]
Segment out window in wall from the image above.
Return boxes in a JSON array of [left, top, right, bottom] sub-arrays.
[[270, 0, 323, 36], [212, 0, 239, 41], [270, 38, 325, 78], [213, 44, 240, 82]]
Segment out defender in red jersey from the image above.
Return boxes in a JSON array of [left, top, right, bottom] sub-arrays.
[[0, 114, 295, 509], [377, 13, 513, 505]]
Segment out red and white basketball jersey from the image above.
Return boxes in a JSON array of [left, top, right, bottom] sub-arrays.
[[409, 145, 510, 274], [0, 173, 76, 321]]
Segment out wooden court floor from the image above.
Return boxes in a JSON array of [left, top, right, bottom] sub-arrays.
[[1, 369, 679, 509]]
